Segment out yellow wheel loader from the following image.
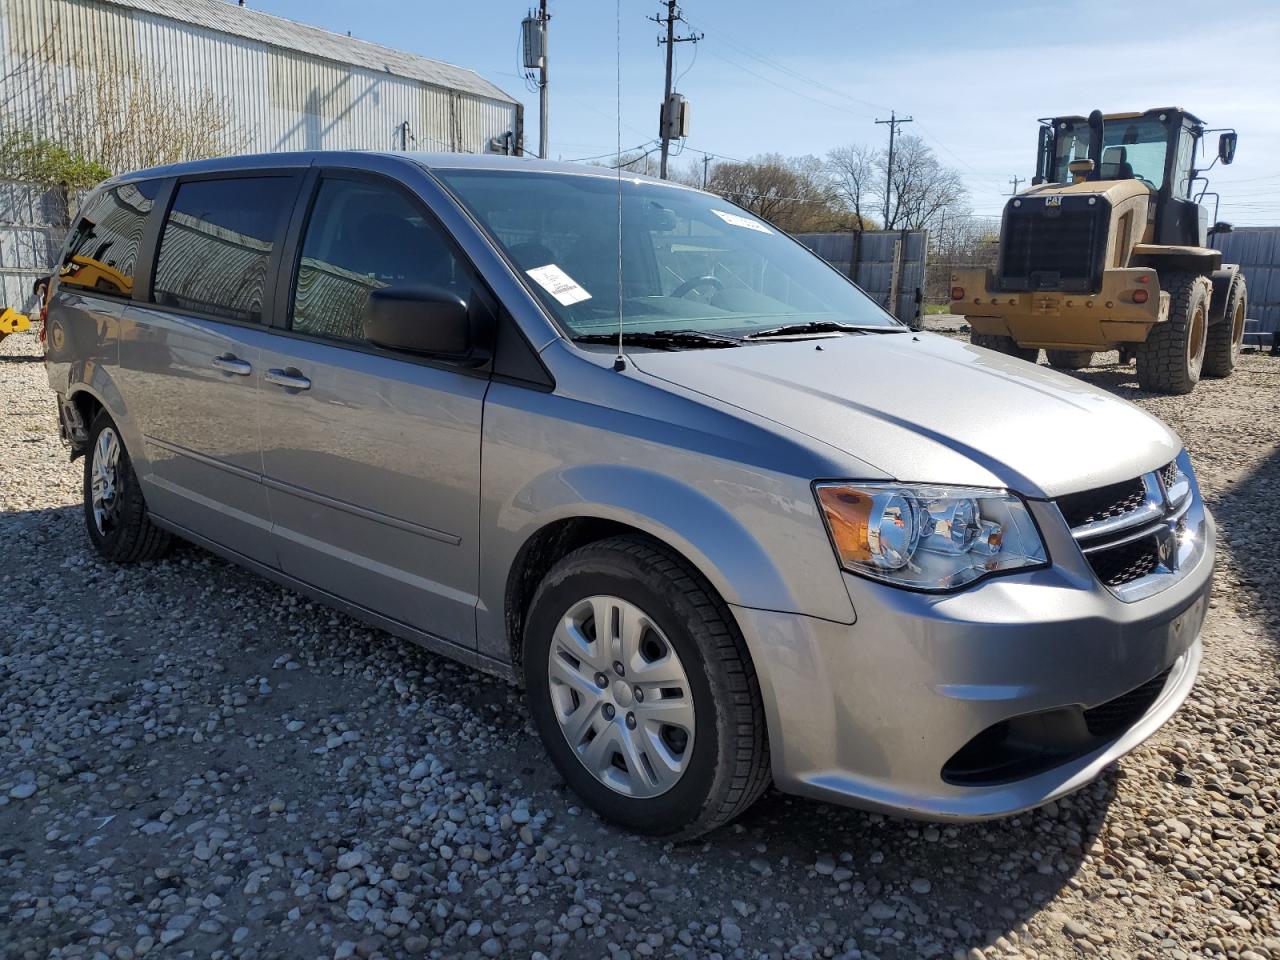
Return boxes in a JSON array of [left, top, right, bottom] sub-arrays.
[[951, 108, 1245, 394]]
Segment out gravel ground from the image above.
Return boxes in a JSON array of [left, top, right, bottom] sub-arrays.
[[2, 327, 1279, 960]]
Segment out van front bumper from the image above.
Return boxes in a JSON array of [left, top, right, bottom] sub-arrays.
[[732, 505, 1213, 821]]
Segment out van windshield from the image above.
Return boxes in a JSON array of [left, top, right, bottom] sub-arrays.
[[434, 168, 900, 339]]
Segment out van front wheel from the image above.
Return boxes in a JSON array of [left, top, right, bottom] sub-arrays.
[[523, 537, 770, 839]]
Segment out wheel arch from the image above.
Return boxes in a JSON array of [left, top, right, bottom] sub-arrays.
[[1208, 264, 1243, 325], [497, 466, 824, 674]]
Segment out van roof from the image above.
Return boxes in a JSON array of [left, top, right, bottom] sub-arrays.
[[107, 151, 692, 189]]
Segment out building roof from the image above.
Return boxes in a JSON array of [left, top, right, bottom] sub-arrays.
[[103, 0, 518, 104]]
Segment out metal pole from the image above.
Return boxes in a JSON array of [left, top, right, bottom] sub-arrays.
[[659, 0, 676, 179], [1009, 175, 1024, 195], [875, 110, 912, 229], [539, 0, 549, 160], [702, 153, 710, 188]]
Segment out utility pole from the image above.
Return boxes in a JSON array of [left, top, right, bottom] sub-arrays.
[[651, 1, 701, 179], [702, 153, 711, 189], [538, 0, 550, 160], [522, 5, 551, 157], [874, 110, 912, 228], [1009, 175, 1024, 195]]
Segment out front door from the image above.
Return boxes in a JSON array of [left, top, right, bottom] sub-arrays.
[[257, 173, 489, 647]]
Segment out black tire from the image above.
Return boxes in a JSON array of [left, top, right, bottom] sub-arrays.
[[1045, 349, 1094, 370], [970, 333, 1039, 363], [523, 536, 770, 839], [1136, 271, 1209, 394], [1202, 273, 1247, 378], [83, 410, 172, 563]]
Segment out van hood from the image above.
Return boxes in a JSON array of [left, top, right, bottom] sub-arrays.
[[629, 331, 1180, 499]]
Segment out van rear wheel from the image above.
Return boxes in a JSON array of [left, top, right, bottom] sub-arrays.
[[523, 536, 770, 839], [1136, 271, 1209, 394], [971, 333, 1039, 363], [84, 410, 172, 563]]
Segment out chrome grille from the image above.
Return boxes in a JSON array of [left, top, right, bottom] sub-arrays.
[[1057, 476, 1148, 529], [1058, 458, 1199, 600]]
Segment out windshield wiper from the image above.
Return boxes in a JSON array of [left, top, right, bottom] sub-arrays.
[[744, 321, 902, 339], [571, 329, 741, 350]]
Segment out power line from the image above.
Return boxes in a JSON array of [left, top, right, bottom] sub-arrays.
[[564, 141, 654, 163], [1009, 175, 1025, 195], [714, 34, 885, 115], [700, 48, 875, 120]]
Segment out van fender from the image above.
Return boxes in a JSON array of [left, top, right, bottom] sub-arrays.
[[502, 463, 852, 624]]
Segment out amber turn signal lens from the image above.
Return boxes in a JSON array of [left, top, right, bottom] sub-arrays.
[[815, 487, 875, 564], [1132, 289, 1149, 304], [950, 286, 965, 301]]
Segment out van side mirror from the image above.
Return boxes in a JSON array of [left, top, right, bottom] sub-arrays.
[[363, 286, 472, 355], [1218, 131, 1237, 165]]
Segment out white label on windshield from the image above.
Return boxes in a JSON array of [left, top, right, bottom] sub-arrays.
[[711, 209, 772, 234], [526, 264, 592, 306]]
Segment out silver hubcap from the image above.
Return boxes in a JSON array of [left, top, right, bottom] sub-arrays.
[[91, 427, 122, 535], [547, 595, 695, 798]]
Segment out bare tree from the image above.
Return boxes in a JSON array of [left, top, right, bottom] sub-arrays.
[[880, 135, 966, 231], [826, 142, 878, 229], [825, 135, 967, 233]]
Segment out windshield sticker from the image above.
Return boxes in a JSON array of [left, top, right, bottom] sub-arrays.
[[711, 209, 773, 234], [526, 264, 592, 306]]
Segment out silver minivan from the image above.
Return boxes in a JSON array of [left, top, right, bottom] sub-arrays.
[[44, 152, 1213, 838]]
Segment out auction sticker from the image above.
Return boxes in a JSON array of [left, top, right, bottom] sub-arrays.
[[526, 264, 592, 306], [711, 209, 772, 234]]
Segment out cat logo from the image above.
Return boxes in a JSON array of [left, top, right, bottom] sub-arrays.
[[1045, 195, 1062, 207]]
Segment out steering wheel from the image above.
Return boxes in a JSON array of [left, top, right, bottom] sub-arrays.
[[672, 275, 724, 299]]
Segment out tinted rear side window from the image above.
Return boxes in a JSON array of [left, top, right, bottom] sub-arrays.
[[153, 177, 292, 323], [58, 181, 160, 297]]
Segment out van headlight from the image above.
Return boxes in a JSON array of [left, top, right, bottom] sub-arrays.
[[815, 483, 1048, 591]]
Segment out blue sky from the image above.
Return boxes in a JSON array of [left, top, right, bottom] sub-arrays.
[[252, 0, 1280, 225]]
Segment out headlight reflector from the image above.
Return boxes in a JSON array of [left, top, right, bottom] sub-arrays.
[[815, 483, 1047, 590]]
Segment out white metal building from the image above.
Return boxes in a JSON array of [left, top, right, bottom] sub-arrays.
[[1, 0, 523, 156]]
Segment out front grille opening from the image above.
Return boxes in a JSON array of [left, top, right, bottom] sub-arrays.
[[1083, 667, 1171, 738], [1088, 535, 1161, 587], [1160, 461, 1179, 489], [1057, 475, 1148, 528], [998, 206, 1105, 293], [942, 668, 1174, 787]]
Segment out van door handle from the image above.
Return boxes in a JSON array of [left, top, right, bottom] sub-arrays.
[[265, 368, 311, 391], [211, 354, 252, 376]]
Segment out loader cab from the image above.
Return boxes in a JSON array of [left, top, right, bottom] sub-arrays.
[[1035, 108, 1231, 247]]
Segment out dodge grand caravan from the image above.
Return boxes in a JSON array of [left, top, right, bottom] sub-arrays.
[[44, 152, 1213, 838]]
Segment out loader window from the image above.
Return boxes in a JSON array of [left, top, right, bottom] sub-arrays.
[[1052, 117, 1170, 190]]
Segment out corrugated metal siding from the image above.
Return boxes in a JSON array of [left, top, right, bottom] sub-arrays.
[[1, 0, 519, 159], [1213, 228, 1280, 334]]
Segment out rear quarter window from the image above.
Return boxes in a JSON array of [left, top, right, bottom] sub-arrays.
[[152, 176, 294, 323], [58, 181, 160, 298]]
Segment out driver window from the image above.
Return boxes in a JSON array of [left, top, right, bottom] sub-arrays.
[[292, 178, 471, 342]]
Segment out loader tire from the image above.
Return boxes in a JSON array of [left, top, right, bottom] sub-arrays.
[[971, 333, 1038, 364], [1136, 271, 1209, 395], [1202, 273, 1247, 378], [1046, 350, 1094, 370]]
